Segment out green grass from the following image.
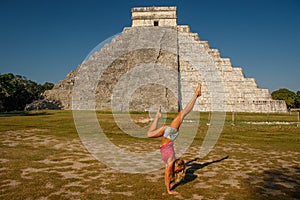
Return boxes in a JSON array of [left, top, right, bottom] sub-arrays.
[[0, 110, 299, 199], [0, 110, 77, 137]]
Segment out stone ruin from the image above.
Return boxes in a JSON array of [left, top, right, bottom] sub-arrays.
[[43, 6, 287, 113], [24, 98, 61, 111]]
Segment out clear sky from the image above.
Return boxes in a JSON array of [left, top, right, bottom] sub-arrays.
[[0, 0, 299, 92]]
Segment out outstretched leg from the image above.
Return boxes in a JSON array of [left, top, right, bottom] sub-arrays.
[[147, 107, 165, 138], [170, 83, 201, 129]]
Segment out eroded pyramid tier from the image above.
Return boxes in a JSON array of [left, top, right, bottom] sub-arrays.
[[44, 25, 286, 112]]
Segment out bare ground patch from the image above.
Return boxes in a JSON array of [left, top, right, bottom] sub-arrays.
[[0, 128, 299, 199]]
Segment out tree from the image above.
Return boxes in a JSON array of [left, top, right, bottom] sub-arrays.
[[0, 73, 54, 112], [271, 88, 296, 108], [295, 91, 300, 108], [42, 82, 54, 90]]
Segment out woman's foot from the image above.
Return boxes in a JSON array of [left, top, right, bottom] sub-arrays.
[[195, 83, 202, 97], [168, 190, 179, 195]]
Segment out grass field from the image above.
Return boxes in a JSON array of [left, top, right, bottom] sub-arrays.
[[0, 110, 299, 199]]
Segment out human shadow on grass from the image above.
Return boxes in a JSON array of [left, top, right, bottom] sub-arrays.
[[172, 155, 229, 189]]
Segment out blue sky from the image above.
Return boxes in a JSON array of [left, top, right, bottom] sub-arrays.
[[0, 0, 299, 92]]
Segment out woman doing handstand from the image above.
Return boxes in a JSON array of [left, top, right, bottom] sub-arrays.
[[147, 83, 202, 195]]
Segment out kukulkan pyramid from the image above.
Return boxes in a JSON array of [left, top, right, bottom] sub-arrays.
[[44, 6, 287, 113]]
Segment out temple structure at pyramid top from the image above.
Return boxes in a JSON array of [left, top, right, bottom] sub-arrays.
[[131, 6, 177, 27], [43, 6, 287, 113]]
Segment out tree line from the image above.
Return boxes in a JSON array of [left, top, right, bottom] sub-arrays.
[[0, 72, 299, 112], [0, 73, 54, 112], [271, 88, 300, 109]]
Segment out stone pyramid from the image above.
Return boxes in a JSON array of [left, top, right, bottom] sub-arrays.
[[44, 6, 287, 113]]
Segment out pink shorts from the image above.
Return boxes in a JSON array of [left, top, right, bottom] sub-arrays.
[[159, 142, 175, 164]]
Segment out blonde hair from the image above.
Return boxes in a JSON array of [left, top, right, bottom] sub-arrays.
[[171, 158, 186, 185]]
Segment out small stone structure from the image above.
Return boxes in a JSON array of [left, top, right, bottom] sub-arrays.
[[43, 70, 76, 109], [131, 6, 177, 27], [24, 98, 62, 111], [44, 6, 287, 113]]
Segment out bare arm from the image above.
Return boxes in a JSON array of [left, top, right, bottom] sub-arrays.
[[165, 163, 179, 195]]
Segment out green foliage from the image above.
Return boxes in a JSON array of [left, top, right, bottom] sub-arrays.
[[271, 88, 299, 108], [295, 91, 300, 108], [0, 73, 54, 112], [42, 82, 55, 91]]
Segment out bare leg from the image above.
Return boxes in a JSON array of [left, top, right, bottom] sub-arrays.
[[147, 83, 201, 137], [147, 107, 165, 138], [170, 83, 201, 129]]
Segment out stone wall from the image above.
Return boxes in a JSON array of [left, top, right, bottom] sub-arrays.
[[94, 47, 179, 111], [69, 26, 180, 111], [176, 26, 287, 112]]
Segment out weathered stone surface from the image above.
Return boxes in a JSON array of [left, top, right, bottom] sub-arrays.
[[24, 98, 61, 111], [43, 70, 76, 109], [43, 6, 287, 113]]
